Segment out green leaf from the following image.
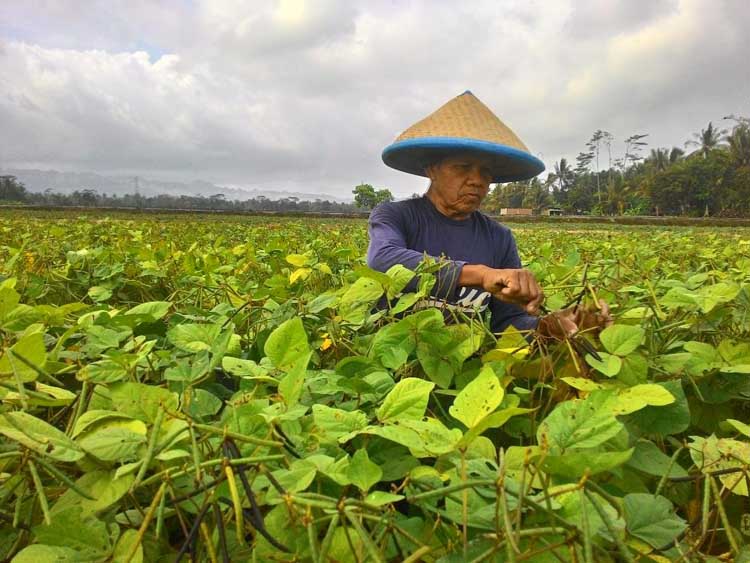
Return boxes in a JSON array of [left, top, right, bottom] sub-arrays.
[[599, 324, 645, 356], [626, 440, 688, 478], [609, 384, 675, 415], [167, 323, 222, 353], [537, 391, 622, 454], [556, 489, 620, 540], [353, 419, 461, 457], [395, 418, 462, 456], [264, 317, 310, 371], [340, 277, 384, 322], [1, 304, 42, 331], [77, 358, 129, 383], [543, 448, 634, 478], [112, 529, 143, 563], [661, 286, 698, 310], [449, 364, 504, 429], [72, 410, 135, 438], [0, 331, 47, 382], [124, 301, 171, 319], [286, 253, 312, 267], [625, 381, 690, 437], [384, 264, 416, 299], [623, 493, 686, 548], [458, 407, 534, 447], [2, 381, 77, 407], [370, 309, 443, 369], [312, 404, 368, 441], [726, 418, 750, 437], [265, 463, 317, 502], [221, 356, 267, 377], [416, 328, 456, 388], [87, 286, 112, 302], [12, 545, 83, 562], [585, 351, 622, 377], [0, 285, 20, 321], [390, 292, 421, 315], [76, 419, 147, 461], [683, 341, 722, 375], [617, 353, 649, 386], [52, 470, 135, 515], [185, 388, 223, 420], [696, 282, 740, 313], [689, 435, 750, 495], [376, 378, 434, 423], [347, 449, 382, 493], [278, 351, 312, 408], [561, 377, 607, 391], [0, 411, 84, 462], [109, 382, 178, 423], [31, 506, 113, 558], [364, 491, 404, 506]]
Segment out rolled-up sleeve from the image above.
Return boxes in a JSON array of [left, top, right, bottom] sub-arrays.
[[366, 204, 465, 300]]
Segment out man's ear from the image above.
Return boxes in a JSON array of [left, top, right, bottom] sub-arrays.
[[424, 162, 438, 181]]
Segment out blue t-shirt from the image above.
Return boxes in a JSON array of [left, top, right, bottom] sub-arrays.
[[366, 196, 539, 333]]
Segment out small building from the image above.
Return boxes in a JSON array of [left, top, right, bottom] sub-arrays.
[[500, 208, 533, 216], [544, 207, 564, 216]]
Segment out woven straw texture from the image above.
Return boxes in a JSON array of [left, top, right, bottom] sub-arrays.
[[395, 91, 530, 152]]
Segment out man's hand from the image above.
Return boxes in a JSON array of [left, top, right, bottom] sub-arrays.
[[477, 267, 545, 315], [537, 300, 613, 341]]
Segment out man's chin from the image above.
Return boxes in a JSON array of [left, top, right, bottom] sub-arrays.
[[460, 199, 482, 213]]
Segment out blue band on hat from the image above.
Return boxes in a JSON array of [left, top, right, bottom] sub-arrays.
[[382, 137, 545, 183]]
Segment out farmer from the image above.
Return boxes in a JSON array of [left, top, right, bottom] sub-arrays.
[[367, 91, 610, 340]]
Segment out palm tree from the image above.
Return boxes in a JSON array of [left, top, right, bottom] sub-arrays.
[[604, 175, 630, 215], [686, 122, 727, 158], [553, 158, 571, 189], [646, 148, 670, 171], [727, 124, 750, 167], [669, 147, 685, 163]]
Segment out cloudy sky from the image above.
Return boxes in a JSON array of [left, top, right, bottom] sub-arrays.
[[1, 0, 748, 198]]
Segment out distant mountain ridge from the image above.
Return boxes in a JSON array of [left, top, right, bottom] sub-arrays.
[[1, 169, 349, 202]]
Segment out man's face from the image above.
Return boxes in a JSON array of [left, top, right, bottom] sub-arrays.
[[425, 153, 493, 218]]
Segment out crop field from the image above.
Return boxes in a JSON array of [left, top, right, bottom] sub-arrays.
[[1, 209, 750, 562]]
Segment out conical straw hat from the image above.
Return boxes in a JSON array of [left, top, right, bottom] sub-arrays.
[[382, 91, 544, 182]]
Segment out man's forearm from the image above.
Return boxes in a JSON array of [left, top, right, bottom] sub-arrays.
[[458, 264, 491, 287]]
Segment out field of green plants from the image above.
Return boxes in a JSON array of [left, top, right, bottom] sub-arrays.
[[1, 209, 749, 562]]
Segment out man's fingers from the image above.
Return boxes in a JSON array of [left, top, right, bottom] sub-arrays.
[[538, 311, 578, 340], [598, 299, 614, 327], [493, 270, 544, 313], [527, 290, 545, 315]]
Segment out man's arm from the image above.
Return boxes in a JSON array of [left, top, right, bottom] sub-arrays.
[[366, 204, 465, 299], [487, 231, 543, 333], [459, 265, 543, 314]]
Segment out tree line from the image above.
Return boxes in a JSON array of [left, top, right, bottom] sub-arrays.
[[0, 181, 365, 213], [0, 178, 399, 213], [3, 116, 748, 217], [483, 116, 750, 217]]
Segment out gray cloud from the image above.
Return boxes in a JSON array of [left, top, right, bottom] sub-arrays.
[[1, 0, 748, 198]]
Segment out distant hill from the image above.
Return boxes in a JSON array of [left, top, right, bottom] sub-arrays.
[[1, 169, 348, 202]]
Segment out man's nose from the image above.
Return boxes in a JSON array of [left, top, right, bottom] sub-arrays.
[[467, 166, 488, 187]]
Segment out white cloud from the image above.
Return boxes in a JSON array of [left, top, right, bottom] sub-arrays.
[[1, 0, 748, 197]]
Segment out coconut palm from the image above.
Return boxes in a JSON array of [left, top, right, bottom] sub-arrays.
[[686, 122, 727, 158], [646, 148, 670, 171], [669, 147, 685, 163], [727, 124, 750, 167]]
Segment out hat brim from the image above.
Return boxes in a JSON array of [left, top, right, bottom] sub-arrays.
[[382, 137, 545, 183]]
